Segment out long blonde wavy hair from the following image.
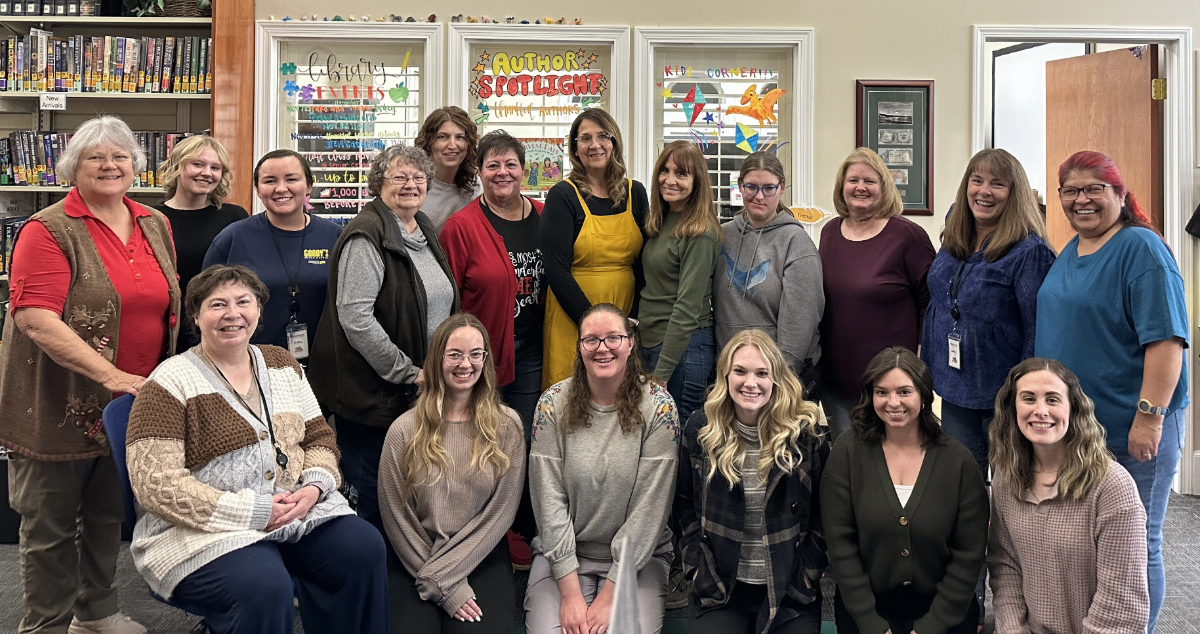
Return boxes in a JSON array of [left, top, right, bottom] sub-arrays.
[[698, 330, 824, 488], [989, 357, 1112, 501], [159, 135, 233, 208], [401, 314, 511, 487]]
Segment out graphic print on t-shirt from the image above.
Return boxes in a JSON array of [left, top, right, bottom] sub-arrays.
[[512, 247, 544, 319]]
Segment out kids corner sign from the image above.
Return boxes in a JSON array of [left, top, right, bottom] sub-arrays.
[[470, 48, 608, 99]]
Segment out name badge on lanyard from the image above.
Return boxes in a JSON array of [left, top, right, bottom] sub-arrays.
[[287, 322, 309, 360], [947, 258, 976, 372], [948, 332, 962, 370]]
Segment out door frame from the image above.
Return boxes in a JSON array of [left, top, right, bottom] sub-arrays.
[[972, 25, 1196, 494]]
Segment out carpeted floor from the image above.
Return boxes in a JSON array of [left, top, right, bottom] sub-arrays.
[[1, 493, 1197, 634]]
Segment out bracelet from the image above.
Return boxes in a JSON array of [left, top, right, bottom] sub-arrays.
[[1137, 419, 1164, 433]]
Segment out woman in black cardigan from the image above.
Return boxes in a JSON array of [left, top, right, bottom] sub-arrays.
[[675, 329, 829, 634], [821, 347, 988, 634]]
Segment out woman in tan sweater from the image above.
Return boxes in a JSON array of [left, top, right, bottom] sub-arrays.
[[988, 358, 1148, 634], [378, 313, 526, 632]]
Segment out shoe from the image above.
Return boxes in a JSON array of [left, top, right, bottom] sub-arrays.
[[663, 566, 692, 610], [68, 613, 148, 634], [507, 530, 532, 571]]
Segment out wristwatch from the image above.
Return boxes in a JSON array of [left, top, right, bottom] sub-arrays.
[[1137, 399, 1169, 416]]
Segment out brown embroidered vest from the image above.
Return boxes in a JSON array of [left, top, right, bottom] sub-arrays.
[[0, 199, 180, 460]]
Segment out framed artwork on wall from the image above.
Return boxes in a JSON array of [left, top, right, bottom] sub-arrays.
[[855, 79, 934, 215]]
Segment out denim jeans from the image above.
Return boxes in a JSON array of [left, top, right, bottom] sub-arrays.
[[501, 334, 544, 446], [643, 326, 715, 426], [939, 400, 994, 483], [335, 418, 390, 538], [1111, 408, 1184, 634], [820, 392, 858, 440]]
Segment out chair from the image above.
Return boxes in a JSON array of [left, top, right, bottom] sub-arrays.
[[103, 393, 212, 631]]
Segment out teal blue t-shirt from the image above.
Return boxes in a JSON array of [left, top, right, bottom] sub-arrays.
[[1034, 226, 1189, 449]]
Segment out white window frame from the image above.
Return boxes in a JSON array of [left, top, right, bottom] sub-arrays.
[[633, 28, 815, 207], [253, 20, 444, 214]]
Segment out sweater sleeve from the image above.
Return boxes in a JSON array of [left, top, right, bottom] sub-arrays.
[[1012, 241, 1057, 360], [437, 217, 471, 290], [377, 415, 435, 580], [820, 439, 890, 634], [913, 449, 990, 634], [799, 434, 831, 583], [529, 387, 579, 579], [126, 376, 273, 533], [1082, 468, 1149, 634], [608, 385, 679, 582], [336, 236, 420, 384], [416, 413, 527, 615], [987, 490, 1031, 634], [776, 241, 824, 370], [906, 225, 936, 333], [540, 183, 591, 325], [652, 231, 720, 381]]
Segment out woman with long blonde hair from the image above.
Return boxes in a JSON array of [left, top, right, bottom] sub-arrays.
[[540, 110, 647, 389], [379, 313, 525, 632], [526, 303, 677, 634], [988, 357, 1148, 633], [674, 330, 828, 634], [639, 140, 722, 424]]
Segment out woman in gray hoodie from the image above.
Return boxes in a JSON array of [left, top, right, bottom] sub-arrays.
[[713, 152, 824, 400]]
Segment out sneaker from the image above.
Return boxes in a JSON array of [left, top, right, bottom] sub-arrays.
[[68, 613, 148, 634], [663, 566, 692, 610], [507, 530, 532, 571]]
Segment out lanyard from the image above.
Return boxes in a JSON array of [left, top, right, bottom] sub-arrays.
[[207, 350, 289, 469], [268, 221, 306, 323], [948, 259, 977, 323]]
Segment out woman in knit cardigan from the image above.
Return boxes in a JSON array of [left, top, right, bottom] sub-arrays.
[[126, 265, 387, 634], [378, 313, 526, 632], [821, 347, 988, 634], [988, 358, 1148, 633]]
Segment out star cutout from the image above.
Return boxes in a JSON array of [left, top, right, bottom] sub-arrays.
[[473, 63, 485, 73], [479, 51, 490, 61], [597, 77, 608, 93], [576, 49, 586, 58], [703, 112, 715, 123], [581, 61, 592, 69], [587, 54, 598, 64], [660, 86, 671, 99]]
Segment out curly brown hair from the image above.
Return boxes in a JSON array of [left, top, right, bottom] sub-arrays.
[[561, 303, 648, 435], [415, 106, 479, 193]]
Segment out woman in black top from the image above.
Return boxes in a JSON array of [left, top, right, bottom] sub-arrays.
[[154, 135, 247, 351]]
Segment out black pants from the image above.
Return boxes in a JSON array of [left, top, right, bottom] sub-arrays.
[[388, 538, 516, 634], [833, 585, 979, 634], [689, 582, 822, 634]]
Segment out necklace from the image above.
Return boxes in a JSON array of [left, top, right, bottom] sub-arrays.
[[201, 348, 289, 469], [483, 194, 527, 221]]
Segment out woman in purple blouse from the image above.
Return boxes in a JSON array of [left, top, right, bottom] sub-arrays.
[[920, 148, 1055, 479]]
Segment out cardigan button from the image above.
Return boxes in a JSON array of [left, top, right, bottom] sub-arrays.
[[265, 470, 275, 481], [259, 430, 269, 441], [903, 581, 912, 586], [899, 517, 908, 526], [900, 549, 910, 557]]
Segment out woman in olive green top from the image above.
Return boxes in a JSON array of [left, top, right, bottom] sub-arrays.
[[639, 141, 721, 424], [821, 347, 988, 634]]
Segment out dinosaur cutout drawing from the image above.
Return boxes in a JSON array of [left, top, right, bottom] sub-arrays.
[[725, 84, 786, 125]]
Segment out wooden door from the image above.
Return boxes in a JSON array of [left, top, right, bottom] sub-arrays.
[[1045, 45, 1161, 251]]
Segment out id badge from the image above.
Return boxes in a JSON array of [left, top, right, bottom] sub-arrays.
[[947, 332, 962, 370], [286, 322, 309, 360]]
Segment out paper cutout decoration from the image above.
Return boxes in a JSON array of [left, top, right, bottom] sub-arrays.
[[283, 81, 299, 96], [682, 85, 706, 127], [389, 83, 409, 103], [688, 128, 710, 150], [789, 206, 830, 224], [735, 123, 758, 153], [475, 102, 490, 125], [726, 84, 786, 125], [702, 112, 715, 124], [279, 62, 296, 76]]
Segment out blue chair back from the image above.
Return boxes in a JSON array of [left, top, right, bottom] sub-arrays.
[[102, 393, 137, 534]]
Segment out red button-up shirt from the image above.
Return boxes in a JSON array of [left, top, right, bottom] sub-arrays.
[[9, 188, 174, 378]]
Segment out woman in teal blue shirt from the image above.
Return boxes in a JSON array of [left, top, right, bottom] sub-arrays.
[[1034, 150, 1187, 634]]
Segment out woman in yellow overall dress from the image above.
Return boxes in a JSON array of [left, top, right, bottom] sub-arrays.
[[540, 109, 648, 388]]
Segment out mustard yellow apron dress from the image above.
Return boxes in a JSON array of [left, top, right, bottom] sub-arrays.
[[542, 179, 644, 388]]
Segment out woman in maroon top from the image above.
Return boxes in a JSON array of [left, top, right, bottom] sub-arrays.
[[819, 147, 934, 439], [0, 115, 179, 634]]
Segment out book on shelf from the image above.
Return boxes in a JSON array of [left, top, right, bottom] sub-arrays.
[[0, 130, 194, 188], [3, 215, 30, 274]]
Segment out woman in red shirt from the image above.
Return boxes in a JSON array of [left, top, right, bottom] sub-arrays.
[[0, 115, 179, 634]]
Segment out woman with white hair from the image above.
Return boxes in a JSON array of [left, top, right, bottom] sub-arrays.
[[309, 143, 459, 536], [0, 115, 179, 634]]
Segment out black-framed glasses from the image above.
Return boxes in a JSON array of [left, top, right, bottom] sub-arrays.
[[444, 350, 488, 366], [579, 334, 629, 351], [576, 132, 614, 146], [1057, 183, 1112, 199], [740, 183, 781, 198]]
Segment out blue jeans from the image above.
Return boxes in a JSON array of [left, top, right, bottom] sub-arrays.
[[643, 326, 715, 426], [939, 400, 994, 482], [335, 418, 389, 538], [1111, 408, 1184, 634], [501, 334, 543, 446]]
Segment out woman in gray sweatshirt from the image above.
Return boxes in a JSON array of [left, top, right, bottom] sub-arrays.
[[713, 152, 824, 400], [526, 303, 679, 634]]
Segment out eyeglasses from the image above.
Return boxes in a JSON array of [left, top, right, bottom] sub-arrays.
[[579, 334, 629, 351], [740, 183, 781, 198], [576, 132, 614, 146], [387, 174, 427, 186], [1057, 183, 1112, 199], [444, 350, 488, 366], [84, 153, 133, 164]]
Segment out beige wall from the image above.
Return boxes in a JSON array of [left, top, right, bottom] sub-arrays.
[[257, 0, 1200, 242]]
